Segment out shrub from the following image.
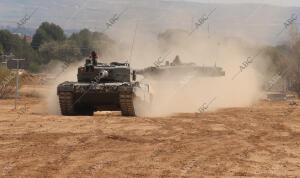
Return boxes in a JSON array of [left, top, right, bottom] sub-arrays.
[[0, 67, 22, 99]]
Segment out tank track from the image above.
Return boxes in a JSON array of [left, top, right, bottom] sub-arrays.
[[119, 93, 135, 116], [59, 91, 135, 116], [58, 92, 75, 116]]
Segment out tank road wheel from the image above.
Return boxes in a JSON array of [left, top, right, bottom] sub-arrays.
[[120, 93, 135, 116], [58, 92, 75, 116]]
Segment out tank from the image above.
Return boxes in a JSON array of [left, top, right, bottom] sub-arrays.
[[57, 59, 151, 116], [287, 72, 300, 98], [136, 55, 225, 80]]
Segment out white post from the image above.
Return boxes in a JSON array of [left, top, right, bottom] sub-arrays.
[[13, 59, 24, 109], [15, 60, 19, 109]]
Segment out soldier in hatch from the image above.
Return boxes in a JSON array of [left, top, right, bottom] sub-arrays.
[[171, 55, 181, 66], [90, 51, 99, 65]]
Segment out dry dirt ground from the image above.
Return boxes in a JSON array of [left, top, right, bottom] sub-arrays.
[[0, 85, 300, 178]]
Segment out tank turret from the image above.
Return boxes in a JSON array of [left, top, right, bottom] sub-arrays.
[[136, 55, 226, 80]]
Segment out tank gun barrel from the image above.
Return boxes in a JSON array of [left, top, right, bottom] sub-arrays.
[[98, 70, 109, 79], [92, 70, 109, 83]]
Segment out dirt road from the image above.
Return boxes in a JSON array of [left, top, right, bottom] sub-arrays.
[[0, 85, 300, 177]]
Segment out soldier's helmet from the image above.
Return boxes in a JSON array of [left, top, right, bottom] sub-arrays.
[[172, 55, 181, 66], [91, 51, 97, 58]]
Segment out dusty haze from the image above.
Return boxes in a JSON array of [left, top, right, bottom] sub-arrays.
[[45, 4, 290, 116], [131, 32, 265, 117]]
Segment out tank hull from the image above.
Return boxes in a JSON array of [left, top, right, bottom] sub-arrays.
[[57, 81, 150, 116]]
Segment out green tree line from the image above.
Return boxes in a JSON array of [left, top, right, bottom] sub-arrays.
[[1, 22, 300, 77], [0, 22, 115, 73]]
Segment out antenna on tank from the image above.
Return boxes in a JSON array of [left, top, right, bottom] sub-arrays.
[[208, 23, 210, 39], [128, 22, 138, 64], [191, 16, 194, 32]]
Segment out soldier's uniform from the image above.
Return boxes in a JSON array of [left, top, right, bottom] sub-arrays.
[[90, 51, 98, 65]]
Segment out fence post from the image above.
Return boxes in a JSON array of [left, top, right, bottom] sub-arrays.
[[12, 59, 24, 109]]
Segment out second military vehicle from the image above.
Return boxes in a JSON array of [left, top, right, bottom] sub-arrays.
[[57, 59, 151, 116], [136, 55, 225, 80]]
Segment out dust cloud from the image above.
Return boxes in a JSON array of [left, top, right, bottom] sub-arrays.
[[45, 61, 82, 115], [129, 31, 266, 117], [44, 5, 283, 117], [44, 26, 267, 117]]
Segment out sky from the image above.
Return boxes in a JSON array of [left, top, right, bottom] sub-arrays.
[[0, 0, 298, 45], [168, 0, 300, 7]]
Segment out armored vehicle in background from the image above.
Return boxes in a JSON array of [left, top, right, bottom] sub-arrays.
[[287, 72, 300, 98], [57, 59, 151, 116], [136, 55, 225, 79]]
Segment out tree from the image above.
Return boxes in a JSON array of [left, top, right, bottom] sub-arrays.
[[0, 43, 3, 55], [69, 29, 115, 57], [69, 29, 95, 56], [31, 22, 66, 50], [0, 30, 41, 70], [0, 24, 117, 73], [39, 40, 81, 64]]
